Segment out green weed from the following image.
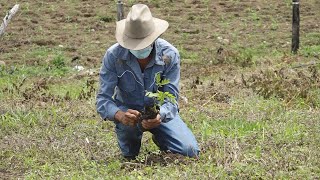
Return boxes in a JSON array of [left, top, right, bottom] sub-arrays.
[[52, 53, 66, 69], [300, 45, 320, 58], [178, 46, 199, 63]]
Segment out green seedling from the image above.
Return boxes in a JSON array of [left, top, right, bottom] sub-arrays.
[[141, 72, 176, 120], [146, 72, 176, 105]]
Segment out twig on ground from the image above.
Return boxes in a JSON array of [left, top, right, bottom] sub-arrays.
[[202, 93, 218, 106], [291, 60, 319, 69], [122, 162, 145, 168]]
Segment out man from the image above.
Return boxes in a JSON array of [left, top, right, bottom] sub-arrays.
[[96, 4, 199, 159]]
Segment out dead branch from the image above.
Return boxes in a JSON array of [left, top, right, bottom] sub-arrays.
[[0, 4, 20, 37]]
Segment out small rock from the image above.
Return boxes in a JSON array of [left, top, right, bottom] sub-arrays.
[[180, 95, 188, 104], [222, 38, 230, 44], [0, 61, 6, 66], [217, 37, 229, 44], [87, 69, 94, 75], [73, 65, 85, 71]]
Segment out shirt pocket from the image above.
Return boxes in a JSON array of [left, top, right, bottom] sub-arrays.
[[117, 70, 136, 92]]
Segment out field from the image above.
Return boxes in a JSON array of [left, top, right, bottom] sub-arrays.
[[1, 0, 320, 179]]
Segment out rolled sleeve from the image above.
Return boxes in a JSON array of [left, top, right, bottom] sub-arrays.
[[159, 51, 180, 122], [96, 51, 120, 121]]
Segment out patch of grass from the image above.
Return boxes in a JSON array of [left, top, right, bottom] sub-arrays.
[[148, 0, 161, 8], [48, 81, 84, 99], [178, 46, 200, 63], [234, 48, 255, 67], [27, 47, 52, 60], [304, 32, 320, 45], [300, 45, 320, 58], [98, 15, 114, 23], [47, 78, 97, 100], [201, 118, 266, 140], [52, 53, 66, 69]]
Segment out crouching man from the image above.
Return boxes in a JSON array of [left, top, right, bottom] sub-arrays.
[[96, 4, 199, 160]]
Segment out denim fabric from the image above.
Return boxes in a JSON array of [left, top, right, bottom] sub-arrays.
[[115, 114, 200, 158], [96, 38, 199, 157], [96, 38, 179, 122]]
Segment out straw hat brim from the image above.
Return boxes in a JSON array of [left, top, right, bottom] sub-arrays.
[[116, 18, 169, 50]]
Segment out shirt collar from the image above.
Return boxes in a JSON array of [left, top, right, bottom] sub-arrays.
[[154, 40, 165, 66]]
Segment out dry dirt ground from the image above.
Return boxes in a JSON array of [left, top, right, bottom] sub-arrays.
[[1, 0, 320, 179], [1, 0, 319, 97]]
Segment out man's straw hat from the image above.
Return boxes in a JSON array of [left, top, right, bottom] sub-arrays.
[[116, 4, 169, 50]]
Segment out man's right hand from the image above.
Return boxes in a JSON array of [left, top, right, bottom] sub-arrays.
[[115, 109, 141, 126]]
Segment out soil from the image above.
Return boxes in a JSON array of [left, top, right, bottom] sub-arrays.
[[121, 151, 192, 170], [138, 104, 160, 131], [140, 104, 160, 120]]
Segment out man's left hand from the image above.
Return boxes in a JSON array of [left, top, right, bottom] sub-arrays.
[[141, 114, 161, 130]]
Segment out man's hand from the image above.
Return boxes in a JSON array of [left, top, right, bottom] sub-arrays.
[[142, 114, 161, 130], [115, 109, 141, 126]]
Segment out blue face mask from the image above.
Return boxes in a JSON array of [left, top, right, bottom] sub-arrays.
[[130, 45, 153, 59]]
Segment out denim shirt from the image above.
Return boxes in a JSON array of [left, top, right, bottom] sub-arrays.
[[96, 38, 180, 122]]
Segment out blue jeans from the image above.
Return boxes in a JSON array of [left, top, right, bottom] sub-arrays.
[[114, 115, 200, 158]]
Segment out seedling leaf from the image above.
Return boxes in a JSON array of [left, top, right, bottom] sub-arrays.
[[155, 72, 170, 87]]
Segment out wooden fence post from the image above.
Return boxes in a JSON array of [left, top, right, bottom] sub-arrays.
[[292, 0, 300, 54], [0, 4, 20, 37], [117, 0, 124, 21]]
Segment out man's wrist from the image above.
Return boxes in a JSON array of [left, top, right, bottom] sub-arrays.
[[114, 110, 124, 123]]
